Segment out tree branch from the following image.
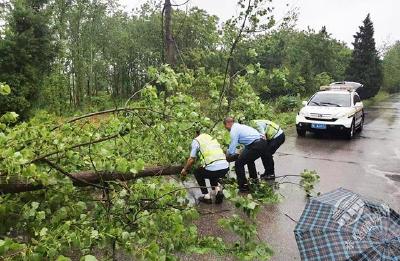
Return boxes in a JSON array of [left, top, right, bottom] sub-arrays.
[[0, 165, 183, 194], [30, 133, 122, 164], [217, 0, 253, 117], [51, 107, 164, 131], [40, 158, 107, 190]]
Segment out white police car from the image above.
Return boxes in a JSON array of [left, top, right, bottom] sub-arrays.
[[296, 82, 364, 139]]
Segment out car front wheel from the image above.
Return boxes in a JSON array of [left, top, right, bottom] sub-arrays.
[[345, 120, 355, 139], [297, 128, 306, 137]]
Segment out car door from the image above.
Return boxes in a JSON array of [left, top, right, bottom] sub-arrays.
[[353, 93, 363, 126]]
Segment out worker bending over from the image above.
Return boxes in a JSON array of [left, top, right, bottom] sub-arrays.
[[181, 130, 229, 204], [223, 117, 264, 192], [251, 119, 285, 180]]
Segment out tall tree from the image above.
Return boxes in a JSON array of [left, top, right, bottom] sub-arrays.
[[163, 0, 176, 66], [346, 14, 382, 99], [0, 0, 56, 117]]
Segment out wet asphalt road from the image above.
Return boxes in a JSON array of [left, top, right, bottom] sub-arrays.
[[192, 94, 400, 260]]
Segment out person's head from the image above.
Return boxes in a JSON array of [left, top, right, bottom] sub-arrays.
[[223, 117, 235, 131], [194, 129, 201, 138]]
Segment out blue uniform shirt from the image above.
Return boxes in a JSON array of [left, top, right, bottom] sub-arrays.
[[227, 123, 262, 155]]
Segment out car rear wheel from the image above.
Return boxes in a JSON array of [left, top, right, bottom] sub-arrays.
[[345, 120, 355, 139], [358, 114, 364, 132], [297, 128, 306, 137]]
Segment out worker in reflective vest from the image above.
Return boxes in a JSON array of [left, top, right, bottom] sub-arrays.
[[181, 130, 229, 204], [251, 119, 285, 180]]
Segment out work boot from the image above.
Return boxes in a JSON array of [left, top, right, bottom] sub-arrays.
[[249, 178, 259, 184], [239, 184, 250, 193], [261, 173, 275, 180], [198, 196, 212, 204], [215, 191, 224, 204]]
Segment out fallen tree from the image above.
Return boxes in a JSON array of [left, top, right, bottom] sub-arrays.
[[0, 165, 183, 194]]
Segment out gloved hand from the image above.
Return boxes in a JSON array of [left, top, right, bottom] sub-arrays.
[[180, 168, 188, 181], [226, 153, 239, 162]]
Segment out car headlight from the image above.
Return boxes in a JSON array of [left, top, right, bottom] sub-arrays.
[[299, 110, 307, 116], [336, 112, 354, 119], [336, 112, 347, 118]]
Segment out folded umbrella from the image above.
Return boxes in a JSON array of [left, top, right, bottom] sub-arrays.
[[294, 188, 400, 260]]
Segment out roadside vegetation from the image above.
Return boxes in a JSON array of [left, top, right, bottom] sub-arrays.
[[0, 0, 399, 260], [382, 41, 400, 94]]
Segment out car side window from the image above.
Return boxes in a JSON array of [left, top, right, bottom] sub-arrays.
[[353, 94, 361, 105]]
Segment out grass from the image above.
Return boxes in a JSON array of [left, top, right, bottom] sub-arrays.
[[363, 91, 390, 107]]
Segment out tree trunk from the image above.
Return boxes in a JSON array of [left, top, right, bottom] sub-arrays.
[[164, 0, 176, 66], [0, 165, 183, 194]]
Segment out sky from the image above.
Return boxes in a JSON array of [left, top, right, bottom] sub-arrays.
[[121, 0, 399, 48]]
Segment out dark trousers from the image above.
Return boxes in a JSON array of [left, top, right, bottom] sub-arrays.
[[235, 134, 285, 188], [235, 139, 265, 188], [194, 167, 229, 194], [261, 133, 285, 175]]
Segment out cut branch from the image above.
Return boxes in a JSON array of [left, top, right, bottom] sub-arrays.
[[0, 165, 183, 194], [31, 133, 121, 164], [52, 107, 164, 131], [40, 158, 107, 190]]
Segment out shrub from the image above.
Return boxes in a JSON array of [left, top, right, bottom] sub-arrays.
[[274, 95, 301, 112]]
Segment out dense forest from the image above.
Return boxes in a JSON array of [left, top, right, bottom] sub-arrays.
[[0, 0, 399, 260], [0, 1, 382, 115], [1, 0, 397, 119]]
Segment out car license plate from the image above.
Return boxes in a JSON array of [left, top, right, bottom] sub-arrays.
[[311, 123, 327, 129]]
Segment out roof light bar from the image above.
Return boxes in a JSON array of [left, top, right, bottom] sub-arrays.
[[320, 81, 363, 91]]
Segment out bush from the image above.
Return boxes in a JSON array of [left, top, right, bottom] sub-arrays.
[[382, 42, 400, 93], [314, 72, 333, 88], [274, 95, 301, 112]]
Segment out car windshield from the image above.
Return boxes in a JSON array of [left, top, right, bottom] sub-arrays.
[[308, 92, 351, 107]]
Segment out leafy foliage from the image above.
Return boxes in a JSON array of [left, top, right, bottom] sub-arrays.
[[218, 215, 274, 260], [274, 95, 301, 112], [0, 0, 56, 118], [0, 0, 347, 259], [300, 169, 321, 197], [382, 41, 400, 93], [0, 66, 318, 260]]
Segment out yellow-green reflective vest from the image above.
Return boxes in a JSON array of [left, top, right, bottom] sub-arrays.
[[252, 120, 281, 140], [195, 134, 226, 167]]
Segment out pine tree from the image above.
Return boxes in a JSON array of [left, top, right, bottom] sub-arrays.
[[345, 14, 382, 99]]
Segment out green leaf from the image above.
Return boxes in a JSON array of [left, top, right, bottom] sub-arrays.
[[80, 255, 98, 261], [39, 227, 48, 237], [247, 201, 257, 210], [56, 255, 72, 261], [36, 211, 46, 221], [31, 202, 40, 210], [248, 48, 258, 58], [121, 231, 130, 240], [0, 112, 19, 124], [246, 64, 256, 75], [0, 83, 11, 95], [115, 157, 128, 172], [90, 230, 99, 239]]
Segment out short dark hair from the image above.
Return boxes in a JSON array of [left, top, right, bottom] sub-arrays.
[[223, 116, 235, 125]]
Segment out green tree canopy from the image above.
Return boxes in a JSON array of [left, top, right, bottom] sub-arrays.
[[382, 41, 400, 93], [0, 0, 56, 118]]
